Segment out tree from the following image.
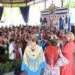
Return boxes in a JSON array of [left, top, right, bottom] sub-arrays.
[[64, 0, 75, 8]]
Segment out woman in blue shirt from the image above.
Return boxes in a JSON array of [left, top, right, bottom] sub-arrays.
[[21, 34, 46, 75]]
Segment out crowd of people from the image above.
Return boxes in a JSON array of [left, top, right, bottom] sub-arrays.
[[0, 25, 75, 75]]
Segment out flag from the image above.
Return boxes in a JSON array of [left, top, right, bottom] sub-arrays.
[[67, 16, 70, 31], [59, 16, 63, 30]]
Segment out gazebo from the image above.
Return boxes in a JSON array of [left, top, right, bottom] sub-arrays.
[[0, 0, 47, 26]]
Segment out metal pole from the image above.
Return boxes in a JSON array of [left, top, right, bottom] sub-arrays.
[[10, 0, 13, 7], [61, 0, 64, 7], [10, 0, 13, 25], [44, 0, 46, 9]]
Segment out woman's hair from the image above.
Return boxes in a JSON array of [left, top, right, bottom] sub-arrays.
[[49, 35, 58, 46], [66, 32, 75, 41], [50, 39, 57, 46], [9, 39, 14, 42], [30, 34, 37, 42]]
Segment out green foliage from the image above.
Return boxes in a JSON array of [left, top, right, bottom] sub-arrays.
[[0, 45, 13, 75], [64, 1, 75, 8], [0, 61, 14, 75], [0, 45, 21, 75]]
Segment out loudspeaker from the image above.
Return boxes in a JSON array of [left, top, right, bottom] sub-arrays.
[[0, 46, 5, 55], [71, 25, 75, 35]]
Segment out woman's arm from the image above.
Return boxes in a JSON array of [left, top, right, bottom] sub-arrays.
[[41, 68, 44, 75], [56, 48, 69, 66], [20, 71, 28, 75]]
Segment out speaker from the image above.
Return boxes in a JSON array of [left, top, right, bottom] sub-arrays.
[[0, 46, 5, 55], [71, 25, 75, 35]]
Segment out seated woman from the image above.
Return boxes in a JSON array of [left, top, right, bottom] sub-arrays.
[[44, 35, 69, 75], [21, 34, 46, 75]]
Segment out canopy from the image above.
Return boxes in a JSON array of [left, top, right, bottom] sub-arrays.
[[0, 0, 45, 7], [0, 0, 33, 4]]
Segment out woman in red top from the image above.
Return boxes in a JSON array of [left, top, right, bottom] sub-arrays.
[[0, 31, 5, 46], [61, 32, 75, 75], [45, 35, 59, 68], [44, 35, 69, 75]]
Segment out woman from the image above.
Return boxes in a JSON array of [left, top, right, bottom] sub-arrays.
[[9, 39, 16, 60], [15, 40, 22, 60], [61, 32, 75, 75], [21, 34, 46, 75], [44, 35, 69, 75], [37, 38, 46, 51], [14, 41, 22, 75], [0, 31, 5, 46], [0, 31, 5, 55]]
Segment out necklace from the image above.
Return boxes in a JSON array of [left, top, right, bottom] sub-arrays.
[[31, 44, 36, 52]]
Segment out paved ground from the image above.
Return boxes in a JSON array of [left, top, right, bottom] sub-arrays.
[[3, 72, 25, 75], [3, 72, 14, 75]]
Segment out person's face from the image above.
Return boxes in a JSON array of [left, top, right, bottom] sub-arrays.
[[65, 35, 70, 41]]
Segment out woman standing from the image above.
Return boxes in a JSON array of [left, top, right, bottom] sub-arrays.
[[9, 39, 15, 60], [21, 34, 46, 75], [44, 35, 69, 75], [61, 32, 75, 75], [0, 31, 5, 56]]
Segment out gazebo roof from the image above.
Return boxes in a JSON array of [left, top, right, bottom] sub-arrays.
[[0, 0, 32, 4], [0, 0, 44, 7]]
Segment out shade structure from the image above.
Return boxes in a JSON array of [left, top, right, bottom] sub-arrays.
[[0, 7, 3, 20], [0, 0, 45, 7], [20, 6, 30, 23]]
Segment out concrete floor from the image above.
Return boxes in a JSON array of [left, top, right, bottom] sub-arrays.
[[3, 72, 25, 75], [3, 72, 14, 75]]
